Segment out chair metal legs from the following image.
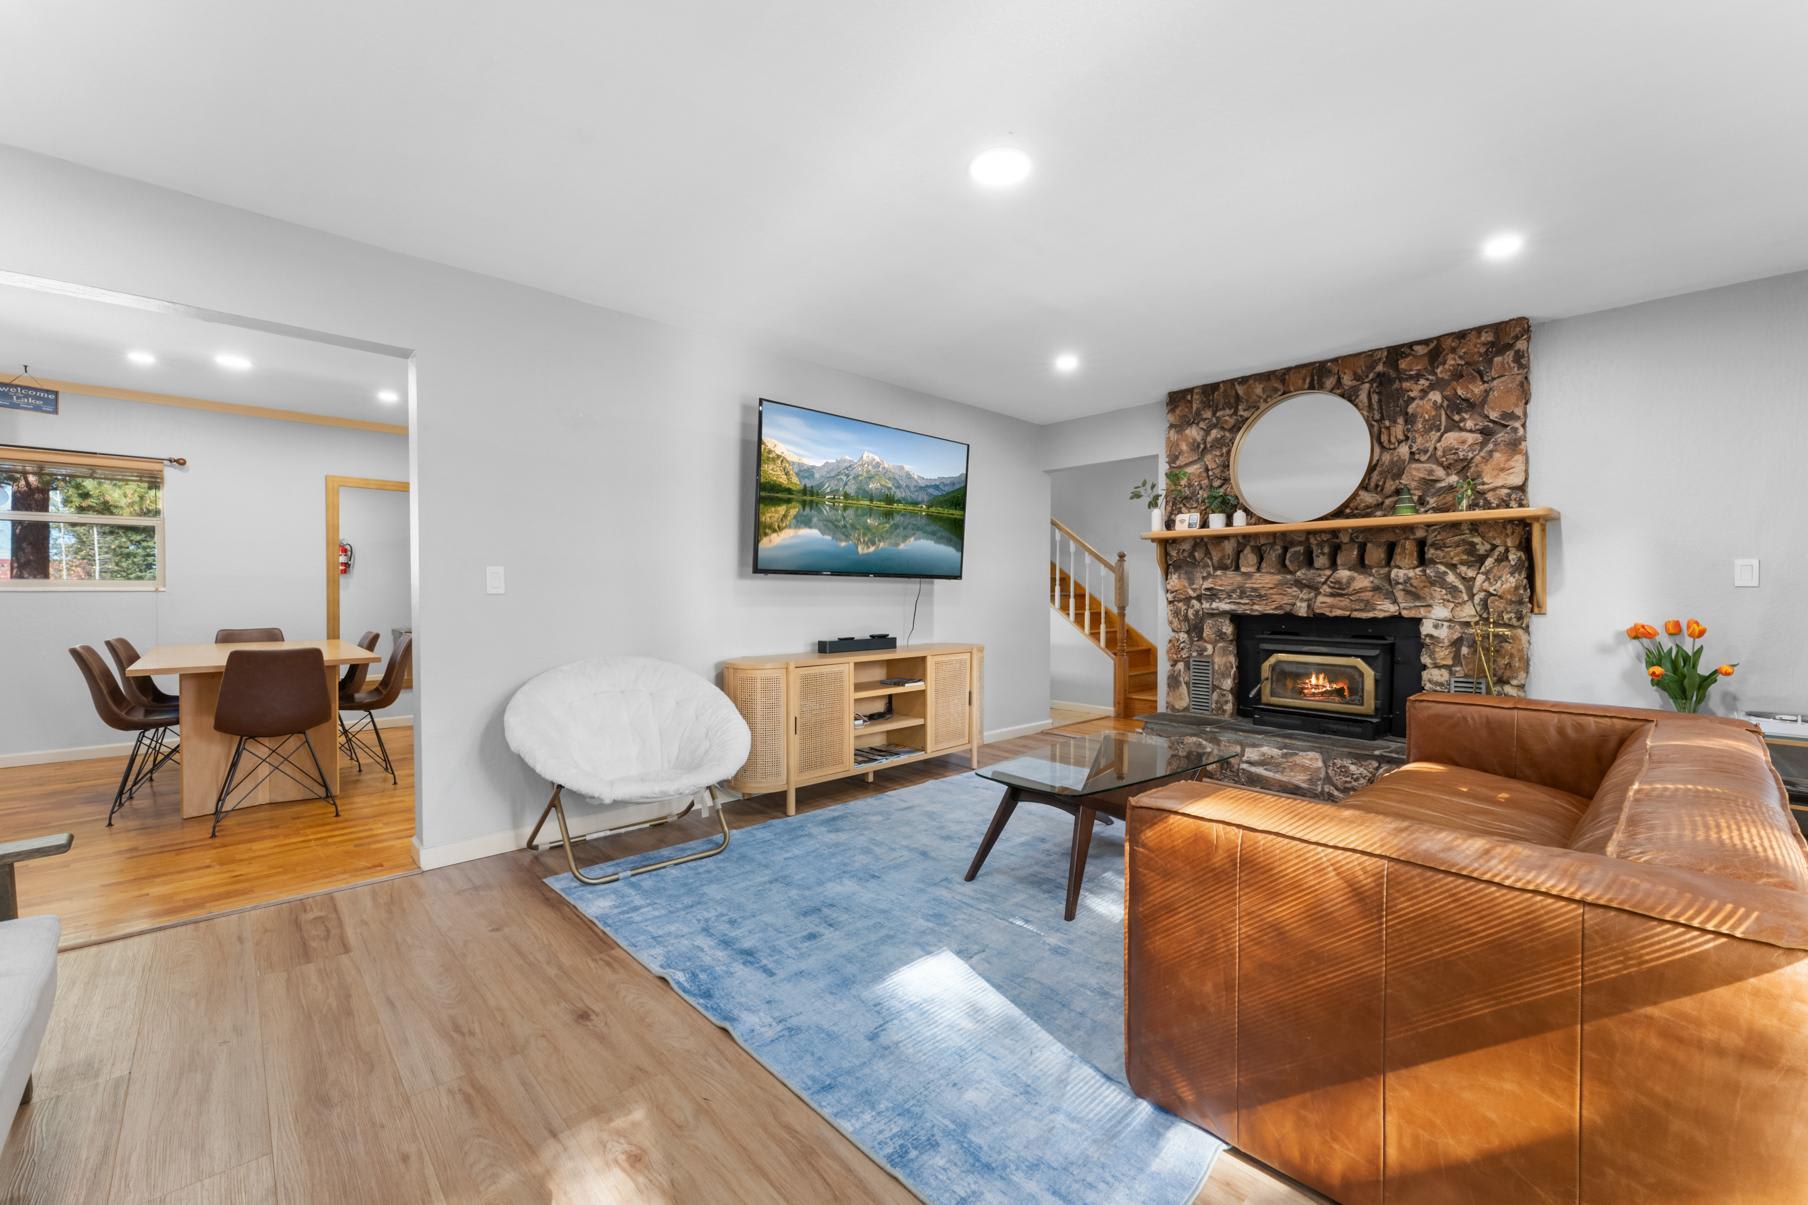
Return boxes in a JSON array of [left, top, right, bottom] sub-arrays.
[[338, 710, 396, 783], [525, 784, 731, 886], [107, 726, 180, 826], [210, 731, 340, 838]]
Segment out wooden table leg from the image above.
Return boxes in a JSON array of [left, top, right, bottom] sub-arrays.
[[964, 786, 1020, 881], [1064, 805, 1097, 922]]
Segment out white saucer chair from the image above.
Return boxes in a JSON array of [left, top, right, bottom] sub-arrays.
[[505, 656, 752, 885]]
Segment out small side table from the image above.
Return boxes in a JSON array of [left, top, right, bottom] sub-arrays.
[[1763, 738, 1808, 837]]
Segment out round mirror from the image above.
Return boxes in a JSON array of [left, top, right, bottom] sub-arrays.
[[1230, 391, 1374, 523]]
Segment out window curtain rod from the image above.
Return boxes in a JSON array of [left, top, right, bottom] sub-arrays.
[[0, 442, 186, 467]]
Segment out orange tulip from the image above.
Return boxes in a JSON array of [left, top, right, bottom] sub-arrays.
[[1686, 618, 1707, 639], [1625, 624, 1643, 639], [1647, 666, 1666, 681], [1638, 624, 1660, 640], [1663, 619, 1683, 636], [1717, 664, 1736, 677]]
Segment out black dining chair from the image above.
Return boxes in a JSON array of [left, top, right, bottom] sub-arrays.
[[68, 646, 180, 825], [210, 648, 338, 837], [215, 627, 285, 643], [340, 634, 412, 784]]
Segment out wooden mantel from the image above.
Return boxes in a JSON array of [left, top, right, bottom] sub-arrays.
[[1141, 506, 1559, 613]]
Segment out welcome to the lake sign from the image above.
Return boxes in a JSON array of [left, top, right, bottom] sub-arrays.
[[0, 382, 59, 414]]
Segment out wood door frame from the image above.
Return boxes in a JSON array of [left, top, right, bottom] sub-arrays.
[[325, 476, 411, 684]]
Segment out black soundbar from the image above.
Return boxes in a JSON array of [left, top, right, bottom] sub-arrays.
[[817, 634, 898, 654]]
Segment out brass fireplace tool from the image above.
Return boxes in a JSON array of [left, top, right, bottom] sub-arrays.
[[1469, 597, 1509, 695]]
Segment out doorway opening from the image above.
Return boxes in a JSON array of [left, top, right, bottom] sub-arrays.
[[0, 272, 420, 947]]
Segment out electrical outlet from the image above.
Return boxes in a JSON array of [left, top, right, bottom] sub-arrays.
[[1733, 558, 1760, 588], [485, 565, 506, 594]]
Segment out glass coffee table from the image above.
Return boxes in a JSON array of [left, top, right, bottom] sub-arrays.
[[966, 732, 1237, 920]]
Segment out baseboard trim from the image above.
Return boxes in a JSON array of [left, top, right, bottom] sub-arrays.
[[1049, 699, 1114, 718], [414, 827, 527, 871], [0, 714, 414, 769], [984, 718, 1054, 742]]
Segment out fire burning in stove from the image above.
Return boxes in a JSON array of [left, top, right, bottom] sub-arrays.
[[1295, 670, 1353, 702]]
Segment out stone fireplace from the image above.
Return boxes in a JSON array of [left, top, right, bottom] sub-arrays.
[[1156, 318, 1534, 790]]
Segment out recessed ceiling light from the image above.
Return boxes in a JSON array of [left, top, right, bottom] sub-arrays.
[[125, 349, 156, 366], [1053, 352, 1080, 374], [1481, 231, 1526, 261], [969, 146, 1033, 189], [376, 389, 400, 404], [214, 352, 253, 371]]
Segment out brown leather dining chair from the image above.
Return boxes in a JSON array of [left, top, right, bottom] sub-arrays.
[[340, 634, 412, 784], [337, 631, 380, 766], [215, 627, 284, 643], [68, 646, 179, 825], [106, 636, 177, 709], [210, 647, 338, 837]]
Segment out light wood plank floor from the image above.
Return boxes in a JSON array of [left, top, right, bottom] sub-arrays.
[[3, 719, 1316, 1204], [0, 727, 417, 949]]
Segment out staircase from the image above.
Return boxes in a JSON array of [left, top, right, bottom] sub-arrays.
[[1049, 519, 1161, 717]]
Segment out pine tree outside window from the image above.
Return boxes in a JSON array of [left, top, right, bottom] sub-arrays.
[[0, 448, 164, 589]]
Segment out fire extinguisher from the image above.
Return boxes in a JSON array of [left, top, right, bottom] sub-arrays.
[[338, 541, 355, 576]]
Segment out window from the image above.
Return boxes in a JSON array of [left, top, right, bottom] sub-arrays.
[[0, 448, 164, 589]]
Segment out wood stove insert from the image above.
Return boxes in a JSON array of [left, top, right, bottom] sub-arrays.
[[1236, 615, 1421, 739]]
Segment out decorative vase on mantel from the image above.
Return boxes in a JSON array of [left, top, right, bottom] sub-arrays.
[[1231, 508, 1249, 527], [1149, 506, 1164, 532], [1207, 512, 1228, 529]]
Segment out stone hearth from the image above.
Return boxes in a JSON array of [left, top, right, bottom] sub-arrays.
[[1142, 713, 1405, 802], [1163, 318, 1534, 717]]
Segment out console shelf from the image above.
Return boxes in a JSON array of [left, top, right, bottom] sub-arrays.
[[721, 643, 983, 815], [1142, 506, 1559, 612]]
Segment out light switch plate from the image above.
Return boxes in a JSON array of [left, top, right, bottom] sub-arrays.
[[1733, 558, 1760, 588], [485, 565, 506, 594]]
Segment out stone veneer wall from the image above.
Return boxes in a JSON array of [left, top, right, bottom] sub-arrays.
[[1164, 318, 1534, 715]]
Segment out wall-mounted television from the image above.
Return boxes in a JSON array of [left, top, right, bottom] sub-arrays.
[[753, 399, 969, 579]]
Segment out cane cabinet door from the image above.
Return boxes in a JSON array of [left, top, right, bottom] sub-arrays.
[[726, 665, 787, 793], [791, 661, 854, 780], [926, 652, 973, 752]]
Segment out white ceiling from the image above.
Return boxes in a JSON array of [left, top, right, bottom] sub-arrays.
[[1, 1, 1804, 425], [0, 285, 408, 424]]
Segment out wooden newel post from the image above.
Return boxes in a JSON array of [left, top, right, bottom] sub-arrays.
[[1113, 551, 1131, 718]]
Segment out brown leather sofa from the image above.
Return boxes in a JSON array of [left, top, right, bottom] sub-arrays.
[[1125, 693, 1808, 1204]]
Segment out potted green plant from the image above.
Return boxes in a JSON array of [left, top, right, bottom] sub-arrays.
[[1204, 486, 1238, 529], [1130, 468, 1191, 531]]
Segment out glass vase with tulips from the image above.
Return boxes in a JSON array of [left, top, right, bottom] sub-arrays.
[[1626, 618, 1736, 713]]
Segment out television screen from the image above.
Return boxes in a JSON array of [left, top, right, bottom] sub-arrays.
[[753, 399, 969, 579]]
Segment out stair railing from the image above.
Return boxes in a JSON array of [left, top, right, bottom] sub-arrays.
[[1049, 518, 1133, 717]]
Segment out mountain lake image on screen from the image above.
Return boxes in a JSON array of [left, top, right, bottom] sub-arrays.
[[753, 399, 969, 578]]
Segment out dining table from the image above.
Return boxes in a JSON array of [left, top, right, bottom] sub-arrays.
[[126, 639, 382, 819]]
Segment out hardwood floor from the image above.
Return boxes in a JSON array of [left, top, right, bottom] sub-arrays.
[[2, 719, 1315, 1204], [0, 727, 417, 949]]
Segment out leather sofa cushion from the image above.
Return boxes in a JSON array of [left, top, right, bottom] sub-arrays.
[[1584, 718, 1808, 892], [1342, 762, 1590, 847]]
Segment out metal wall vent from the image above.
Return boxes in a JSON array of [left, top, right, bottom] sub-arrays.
[[1449, 675, 1489, 695], [1188, 657, 1214, 714]]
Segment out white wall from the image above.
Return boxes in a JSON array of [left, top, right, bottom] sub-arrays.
[[336, 483, 413, 718], [1041, 401, 1166, 472], [0, 145, 1051, 860], [0, 390, 405, 756], [1530, 269, 1808, 713], [1048, 455, 1162, 706]]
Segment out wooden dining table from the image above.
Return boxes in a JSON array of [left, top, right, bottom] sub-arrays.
[[126, 640, 381, 820]]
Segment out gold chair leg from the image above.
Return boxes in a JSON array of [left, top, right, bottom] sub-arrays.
[[533, 785, 731, 886]]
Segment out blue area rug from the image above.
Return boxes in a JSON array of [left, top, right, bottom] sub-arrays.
[[546, 772, 1223, 1204]]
